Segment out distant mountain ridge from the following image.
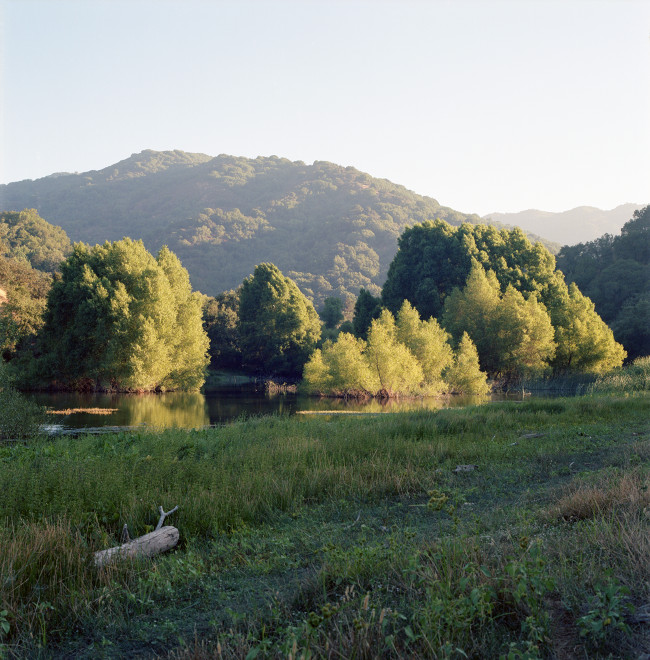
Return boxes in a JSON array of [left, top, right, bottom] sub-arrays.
[[484, 204, 644, 246], [1, 150, 559, 302]]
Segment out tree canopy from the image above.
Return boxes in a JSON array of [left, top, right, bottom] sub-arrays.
[[381, 220, 626, 374], [302, 303, 488, 397], [238, 263, 321, 377], [35, 238, 209, 391], [556, 205, 649, 359], [0, 209, 71, 273]]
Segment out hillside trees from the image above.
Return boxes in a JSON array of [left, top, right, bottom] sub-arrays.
[[35, 238, 209, 391], [238, 263, 321, 376], [0, 209, 71, 273]]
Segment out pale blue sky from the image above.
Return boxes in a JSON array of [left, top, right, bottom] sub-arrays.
[[1, 0, 648, 215]]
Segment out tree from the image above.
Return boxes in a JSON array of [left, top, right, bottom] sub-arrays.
[[395, 300, 454, 392], [0, 255, 51, 360], [238, 263, 321, 376], [382, 220, 560, 319], [352, 288, 382, 339], [550, 283, 626, 373], [202, 289, 242, 369], [0, 209, 71, 273], [442, 260, 556, 378], [36, 238, 209, 391], [320, 296, 344, 329], [365, 310, 424, 396], [445, 333, 490, 395], [556, 206, 650, 360], [303, 333, 377, 395]]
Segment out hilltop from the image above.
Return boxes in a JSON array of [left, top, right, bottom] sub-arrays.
[[1, 150, 554, 303], [484, 203, 644, 246]]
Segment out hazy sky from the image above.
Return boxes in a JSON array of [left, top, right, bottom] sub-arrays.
[[1, 0, 649, 215]]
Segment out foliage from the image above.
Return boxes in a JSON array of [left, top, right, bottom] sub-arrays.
[[549, 283, 626, 374], [0, 254, 51, 360], [302, 333, 377, 396], [396, 300, 454, 391], [557, 205, 650, 359], [0, 361, 45, 439], [304, 304, 487, 397], [0, 150, 564, 307], [202, 289, 242, 369], [383, 219, 625, 375], [442, 260, 556, 378], [589, 355, 650, 394], [352, 288, 382, 339], [238, 263, 321, 377], [444, 332, 491, 395], [365, 310, 424, 396], [382, 220, 560, 320], [0, 209, 71, 273], [0, 393, 649, 656], [35, 239, 209, 391], [320, 296, 344, 329]]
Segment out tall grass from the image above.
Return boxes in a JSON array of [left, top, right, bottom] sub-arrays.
[[589, 355, 650, 394], [0, 393, 648, 656]]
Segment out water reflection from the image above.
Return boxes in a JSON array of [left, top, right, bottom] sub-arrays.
[[29, 386, 523, 431]]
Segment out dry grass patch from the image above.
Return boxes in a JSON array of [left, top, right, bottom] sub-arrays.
[[551, 470, 650, 522]]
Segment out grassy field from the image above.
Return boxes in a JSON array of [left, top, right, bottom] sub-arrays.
[[1, 365, 649, 658]]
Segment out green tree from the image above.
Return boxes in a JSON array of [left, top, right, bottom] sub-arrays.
[[557, 206, 649, 359], [352, 288, 382, 339], [0, 255, 52, 360], [442, 261, 556, 378], [320, 296, 344, 329], [238, 263, 321, 376], [303, 333, 377, 395], [0, 209, 71, 273], [365, 309, 423, 396], [550, 283, 626, 373], [36, 238, 209, 391], [382, 220, 560, 319], [445, 332, 490, 395], [396, 300, 454, 393], [202, 290, 242, 369]]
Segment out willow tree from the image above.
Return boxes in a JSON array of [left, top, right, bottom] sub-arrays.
[[237, 263, 321, 377], [442, 260, 556, 378], [37, 238, 209, 391]]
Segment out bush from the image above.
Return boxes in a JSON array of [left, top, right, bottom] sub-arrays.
[[0, 362, 45, 440]]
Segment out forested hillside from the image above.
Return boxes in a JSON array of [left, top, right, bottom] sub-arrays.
[[0, 150, 552, 304]]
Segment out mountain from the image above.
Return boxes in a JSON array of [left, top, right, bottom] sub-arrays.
[[484, 204, 644, 246], [1, 149, 554, 304]]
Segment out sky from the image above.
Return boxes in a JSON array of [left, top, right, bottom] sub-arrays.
[[1, 0, 649, 216]]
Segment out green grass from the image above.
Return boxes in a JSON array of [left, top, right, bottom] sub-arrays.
[[1, 392, 649, 658]]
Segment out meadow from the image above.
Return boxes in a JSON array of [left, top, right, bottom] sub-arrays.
[[0, 362, 649, 658]]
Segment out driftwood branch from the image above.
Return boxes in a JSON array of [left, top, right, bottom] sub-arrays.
[[94, 505, 179, 567], [156, 505, 178, 530]]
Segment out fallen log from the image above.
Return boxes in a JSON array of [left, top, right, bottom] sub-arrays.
[[94, 505, 179, 567]]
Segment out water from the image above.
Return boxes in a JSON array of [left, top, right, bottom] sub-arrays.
[[26, 385, 534, 433]]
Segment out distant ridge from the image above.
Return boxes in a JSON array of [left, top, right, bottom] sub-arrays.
[[484, 204, 644, 246], [1, 149, 557, 301]]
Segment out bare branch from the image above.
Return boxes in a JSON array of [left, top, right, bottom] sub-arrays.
[[155, 505, 179, 530]]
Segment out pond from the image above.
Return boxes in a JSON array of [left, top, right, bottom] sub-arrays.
[[27, 385, 534, 433]]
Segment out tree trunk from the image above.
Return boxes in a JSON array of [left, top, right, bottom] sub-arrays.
[[94, 525, 179, 567]]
